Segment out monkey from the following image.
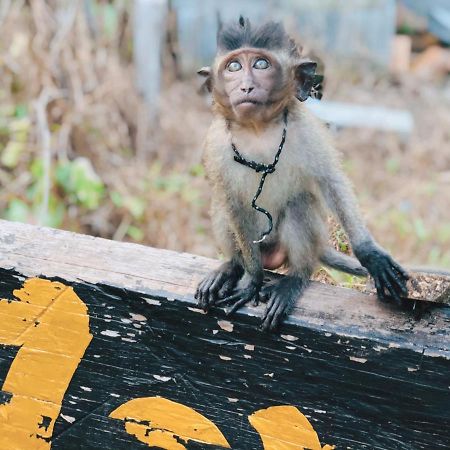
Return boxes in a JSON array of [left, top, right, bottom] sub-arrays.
[[194, 17, 409, 331]]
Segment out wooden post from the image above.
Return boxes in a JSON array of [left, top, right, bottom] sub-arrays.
[[133, 0, 167, 116], [0, 219, 448, 448]]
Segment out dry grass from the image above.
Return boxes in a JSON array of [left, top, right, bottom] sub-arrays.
[[0, 0, 449, 271]]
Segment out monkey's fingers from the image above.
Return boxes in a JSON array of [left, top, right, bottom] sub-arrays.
[[215, 291, 242, 307], [388, 256, 409, 281], [227, 294, 256, 316], [386, 265, 409, 296], [374, 276, 387, 301], [380, 272, 402, 304], [196, 273, 222, 310], [261, 296, 286, 332], [195, 277, 210, 307], [217, 277, 238, 299], [386, 267, 408, 298]]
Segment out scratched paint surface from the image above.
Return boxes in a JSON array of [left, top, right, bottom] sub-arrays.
[[0, 269, 449, 449]]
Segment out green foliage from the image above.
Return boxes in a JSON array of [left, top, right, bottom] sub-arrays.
[[4, 199, 29, 222], [127, 225, 144, 241], [55, 158, 105, 210], [385, 157, 400, 175], [321, 267, 366, 289], [0, 117, 30, 168]]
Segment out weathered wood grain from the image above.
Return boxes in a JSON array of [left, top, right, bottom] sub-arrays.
[[0, 219, 449, 357]]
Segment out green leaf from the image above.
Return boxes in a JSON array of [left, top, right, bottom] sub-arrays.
[[56, 158, 105, 210], [386, 157, 399, 175], [14, 104, 28, 119], [1, 141, 25, 168], [126, 196, 145, 219], [189, 164, 205, 177], [127, 225, 144, 241], [413, 218, 428, 241], [4, 199, 29, 222], [110, 191, 124, 208]]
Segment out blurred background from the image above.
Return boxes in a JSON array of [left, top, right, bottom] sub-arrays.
[[0, 0, 449, 275]]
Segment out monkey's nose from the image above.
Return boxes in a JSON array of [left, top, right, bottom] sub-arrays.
[[241, 87, 254, 94]]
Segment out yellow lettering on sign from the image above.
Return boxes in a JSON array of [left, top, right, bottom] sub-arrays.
[[109, 396, 231, 449], [0, 278, 92, 449], [249, 406, 334, 450]]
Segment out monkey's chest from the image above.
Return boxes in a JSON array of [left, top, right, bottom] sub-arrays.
[[227, 156, 292, 224]]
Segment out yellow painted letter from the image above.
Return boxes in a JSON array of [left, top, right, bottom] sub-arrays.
[[0, 278, 92, 449], [110, 396, 230, 449], [249, 405, 334, 450]]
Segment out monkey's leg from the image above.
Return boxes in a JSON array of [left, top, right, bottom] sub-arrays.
[[195, 259, 244, 311], [261, 194, 324, 331]]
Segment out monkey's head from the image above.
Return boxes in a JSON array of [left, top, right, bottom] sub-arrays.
[[198, 17, 322, 124]]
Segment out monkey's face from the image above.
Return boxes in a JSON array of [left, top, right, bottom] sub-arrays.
[[214, 49, 289, 123]]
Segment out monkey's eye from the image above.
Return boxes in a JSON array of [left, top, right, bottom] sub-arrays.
[[227, 61, 242, 72], [253, 58, 270, 69]]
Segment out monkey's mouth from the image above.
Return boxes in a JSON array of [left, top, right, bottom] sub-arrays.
[[236, 99, 262, 106]]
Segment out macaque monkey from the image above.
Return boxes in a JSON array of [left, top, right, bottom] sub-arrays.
[[195, 17, 408, 331]]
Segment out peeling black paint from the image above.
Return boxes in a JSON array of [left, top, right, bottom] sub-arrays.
[[39, 416, 52, 432]]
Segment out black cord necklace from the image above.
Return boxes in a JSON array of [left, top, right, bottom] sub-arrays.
[[229, 109, 288, 243]]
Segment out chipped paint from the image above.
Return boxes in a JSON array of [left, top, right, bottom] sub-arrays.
[[101, 330, 120, 337], [217, 320, 234, 332], [187, 307, 207, 314], [130, 313, 147, 322], [109, 396, 230, 448], [153, 375, 172, 382], [145, 298, 162, 306], [0, 278, 92, 449], [349, 356, 368, 364], [281, 334, 299, 342], [248, 406, 334, 450]]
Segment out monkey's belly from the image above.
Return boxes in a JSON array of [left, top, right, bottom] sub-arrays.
[[261, 242, 287, 270]]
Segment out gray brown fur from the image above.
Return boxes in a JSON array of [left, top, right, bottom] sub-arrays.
[[195, 18, 408, 331]]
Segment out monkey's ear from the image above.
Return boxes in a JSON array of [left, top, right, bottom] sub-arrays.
[[197, 66, 212, 93], [295, 61, 323, 102]]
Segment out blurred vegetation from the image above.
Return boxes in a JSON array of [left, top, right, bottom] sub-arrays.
[[0, 0, 449, 274]]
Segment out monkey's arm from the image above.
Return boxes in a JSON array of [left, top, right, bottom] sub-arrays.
[[318, 168, 409, 302]]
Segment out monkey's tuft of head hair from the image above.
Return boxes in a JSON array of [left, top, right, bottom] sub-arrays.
[[217, 17, 300, 57]]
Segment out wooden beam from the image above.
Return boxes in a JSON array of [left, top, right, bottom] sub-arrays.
[[0, 219, 448, 449], [0, 219, 448, 357]]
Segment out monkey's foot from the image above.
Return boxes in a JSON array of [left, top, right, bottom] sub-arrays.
[[261, 276, 305, 332], [195, 260, 243, 311], [215, 279, 261, 315]]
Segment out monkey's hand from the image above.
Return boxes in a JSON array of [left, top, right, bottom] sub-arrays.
[[195, 260, 244, 311], [261, 276, 305, 332], [215, 272, 262, 315], [354, 241, 409, 303]]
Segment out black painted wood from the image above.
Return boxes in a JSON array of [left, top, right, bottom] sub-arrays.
[[0, 269, 448, 450]]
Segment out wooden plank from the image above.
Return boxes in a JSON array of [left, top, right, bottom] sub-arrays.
[[0, 220, 449, 448], [0, 270, 447, 449], [0, 219, 448, 355]]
